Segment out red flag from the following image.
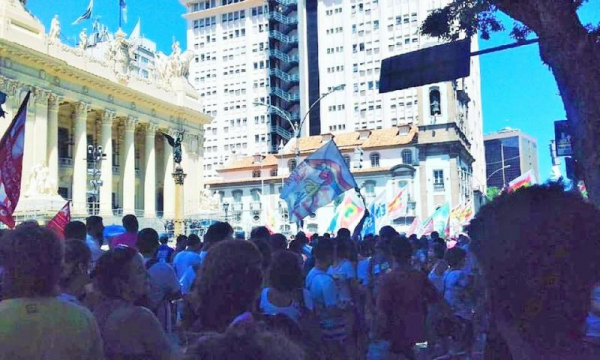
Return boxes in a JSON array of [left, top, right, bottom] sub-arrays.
[[407, 217, 420, 235], [0, 92, 30, 228], [419, 217, 434, 236], [47, 201, 71, 238]]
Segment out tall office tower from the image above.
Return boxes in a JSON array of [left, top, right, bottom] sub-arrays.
[[484, 128, 540, 189], [183, 0, 300, 179], [298, 0, 486, 193]]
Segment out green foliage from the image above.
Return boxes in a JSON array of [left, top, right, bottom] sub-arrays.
[[420, 0, 596, 42], [420, 0, 504, 41], [486, 186, 501, 201]]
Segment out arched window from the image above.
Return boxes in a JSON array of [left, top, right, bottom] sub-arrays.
[[250, 188, 261, 202], [343, 155, 351, 166], [401, 149, 413, 165], [370, 153, 380, 167], [364, 180, 376, 195], [252, 169, 261, 178], [288, 159, 297, 172], [429, 87, 441, 116]]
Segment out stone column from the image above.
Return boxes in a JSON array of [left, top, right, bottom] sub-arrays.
[[22, 89, 37, 189], [47, 94, 61, 188], [162, 130, 175, 219], [144, 123, 158, 218], [72, 102, 89, 215], [33, 89, 50, 167], [99, 110, 115, 216], [122, 116, 138, 215]]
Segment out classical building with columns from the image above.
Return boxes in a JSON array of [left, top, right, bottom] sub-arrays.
[[0, 1, 211, 224]]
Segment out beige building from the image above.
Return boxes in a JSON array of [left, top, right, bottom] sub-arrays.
[[209, 121, 478, 235], [0, 1, 211, 224]]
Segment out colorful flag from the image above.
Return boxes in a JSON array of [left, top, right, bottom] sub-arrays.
[[507, 169, 537, 192], [407, 217, 420, 235], [72, 0, 94, 25], [281, 140, 357, 223], [419, 217, 434, 236], [0, 93, 30, 228], [431, 203, 450, 237], [260, 194, 278, 234], [387, 187, 408, 220], [47, 201, 71, 238], [361, 190, 388, 237], [337, 191, 366, 232]]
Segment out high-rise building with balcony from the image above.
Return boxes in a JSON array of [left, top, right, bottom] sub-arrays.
[[183, 0, 484, 187], [182, 0, 300, 179]]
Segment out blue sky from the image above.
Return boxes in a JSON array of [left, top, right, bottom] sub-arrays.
[[28, 0, 600, 181]]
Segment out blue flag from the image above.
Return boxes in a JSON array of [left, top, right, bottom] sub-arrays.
[[120, 0, 128, 23], [72, 0, 93, 25], [281, 140, 357, 223]]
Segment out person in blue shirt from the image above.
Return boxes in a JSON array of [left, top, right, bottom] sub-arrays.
[[155, 233, 174, 264]]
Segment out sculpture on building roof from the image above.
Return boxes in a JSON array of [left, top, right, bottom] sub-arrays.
[[78, 28, 88, 50], [48, 15, 60, 43], [105, 29, 135, 75], [155, 40, 195, 86]]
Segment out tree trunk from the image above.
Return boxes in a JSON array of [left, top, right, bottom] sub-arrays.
[[494, 0, 600, 204]]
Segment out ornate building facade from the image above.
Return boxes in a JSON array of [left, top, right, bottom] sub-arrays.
[[0, 0, 211, 223]]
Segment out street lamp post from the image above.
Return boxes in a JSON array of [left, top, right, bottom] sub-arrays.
[[487, 164, 512, 187], [87, 144, 106, 215], [253, 83, 346, 164], [223, 202, 230, 222]]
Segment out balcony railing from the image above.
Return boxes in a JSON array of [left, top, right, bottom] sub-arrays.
[[269, 30, 298, 44], [268, 11, 298, 25], [434, 182, 445, 191], [232, 202, 243, 211], [250, 201, 262, 211], [271, 87, 300, 102], [268, 49, 299, 64], [269, 68, 299, 83], [270, 125, 293, 140], [59, 157, 73, 168]]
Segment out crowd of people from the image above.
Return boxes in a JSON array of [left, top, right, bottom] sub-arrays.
[[0, 184, 599, 359]]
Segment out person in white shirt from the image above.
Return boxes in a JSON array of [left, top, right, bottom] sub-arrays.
[[86, 216, 105, 266]]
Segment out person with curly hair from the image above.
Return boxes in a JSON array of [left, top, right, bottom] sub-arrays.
[[0, 223, 103, 359], [92, 246, 176, 359], [188, 240, 263, 332], [468, 184, 600, 359]]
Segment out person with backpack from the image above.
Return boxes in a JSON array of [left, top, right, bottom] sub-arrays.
[[136, 228, 182, 334]]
